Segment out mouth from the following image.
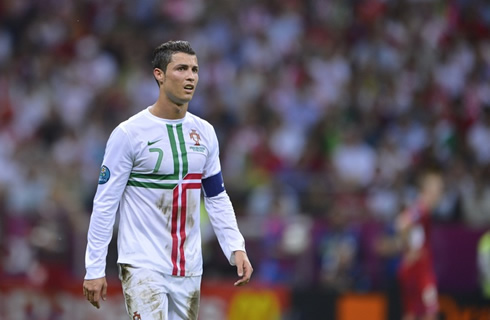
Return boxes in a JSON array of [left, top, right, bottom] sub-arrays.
[[184, 84, 194, 93]]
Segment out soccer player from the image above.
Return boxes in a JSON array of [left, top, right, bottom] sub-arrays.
[[395, 171, 443, 320], [82, 40, 253, 319]]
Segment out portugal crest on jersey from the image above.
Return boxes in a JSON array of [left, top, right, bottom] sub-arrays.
[[189, 129, 200, 146]]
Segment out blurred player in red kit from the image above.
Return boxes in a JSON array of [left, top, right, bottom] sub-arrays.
[[377, 171, 444, 320], [397, 171, 443, 320]]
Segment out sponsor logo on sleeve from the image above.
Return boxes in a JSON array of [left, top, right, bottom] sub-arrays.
[[98, 165, 110, 184]]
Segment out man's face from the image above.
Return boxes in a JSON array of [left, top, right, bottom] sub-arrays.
[[157, 52, 199, 105]]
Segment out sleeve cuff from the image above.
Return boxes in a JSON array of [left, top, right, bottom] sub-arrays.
[[84, 266, 106, 280]]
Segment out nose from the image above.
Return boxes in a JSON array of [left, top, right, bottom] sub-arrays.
[[186, 70, 196, 82]]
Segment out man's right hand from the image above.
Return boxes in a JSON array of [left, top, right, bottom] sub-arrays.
[[83, 277, 108, 309]]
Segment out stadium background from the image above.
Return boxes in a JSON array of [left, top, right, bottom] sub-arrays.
[[1, 0, 490, 319]]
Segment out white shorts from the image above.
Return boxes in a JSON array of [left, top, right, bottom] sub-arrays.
[[119, 264, 201, 320]]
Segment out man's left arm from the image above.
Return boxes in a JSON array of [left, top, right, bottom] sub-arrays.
[[203, 173, 253, 286], [201, 125, 252, 285]]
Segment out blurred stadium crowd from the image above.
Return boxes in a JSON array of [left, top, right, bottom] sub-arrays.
[[1, 0, 490, 296]]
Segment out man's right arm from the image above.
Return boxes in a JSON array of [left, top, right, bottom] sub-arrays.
[[84, 126, 133, 307]]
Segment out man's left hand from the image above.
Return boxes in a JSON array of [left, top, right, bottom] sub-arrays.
[[233, 250, 253, 286]]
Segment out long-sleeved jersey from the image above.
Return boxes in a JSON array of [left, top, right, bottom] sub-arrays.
[[85, 107, 246, 279]]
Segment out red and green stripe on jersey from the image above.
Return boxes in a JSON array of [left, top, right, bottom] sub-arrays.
[[126, 123, 201, 276]]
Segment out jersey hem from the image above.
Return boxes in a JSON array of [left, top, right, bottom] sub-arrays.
[[116, 259, 203, 277]]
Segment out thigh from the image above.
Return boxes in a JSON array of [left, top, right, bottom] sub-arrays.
[[119, 264, 168, 320], [398, 264, 419, 316], [167, 275, 201, 320]]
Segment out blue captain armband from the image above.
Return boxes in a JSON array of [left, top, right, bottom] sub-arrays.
[[202, 172, 225, 197]]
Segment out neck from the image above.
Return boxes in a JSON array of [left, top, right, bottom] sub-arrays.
[[419, 195, 435, 211], [150, 96, 188, 120]]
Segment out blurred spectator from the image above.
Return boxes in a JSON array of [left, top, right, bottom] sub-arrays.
[[331, 126, 377, 190], [462, 169, 490, 228], [477, 230, 490, 299], [467, 106, 490, 165], [258, 198, 312, 285], [317, 202, 362, 293]]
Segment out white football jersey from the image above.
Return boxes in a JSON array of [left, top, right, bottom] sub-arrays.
[[85, 107, 245, 279]]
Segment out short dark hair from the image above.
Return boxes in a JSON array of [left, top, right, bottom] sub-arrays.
[[152, 40, 196, 73]]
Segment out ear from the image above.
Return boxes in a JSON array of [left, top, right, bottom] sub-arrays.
[[153, 68, 165, 85]]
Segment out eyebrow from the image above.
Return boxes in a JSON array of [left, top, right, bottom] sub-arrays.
[[174, 64, 199, 69]]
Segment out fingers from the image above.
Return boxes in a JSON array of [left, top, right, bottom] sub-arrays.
[[237, 261, 244, 277], [83, 278, 107, 309], [234, 259, 253, 287], [234, 276, 249, 286], [84, 286, 100, 309], [83, 288, 97, 308], [93, 290, 101, 308], [102, 281, 108, 301], [233, 266, 252, 286]]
